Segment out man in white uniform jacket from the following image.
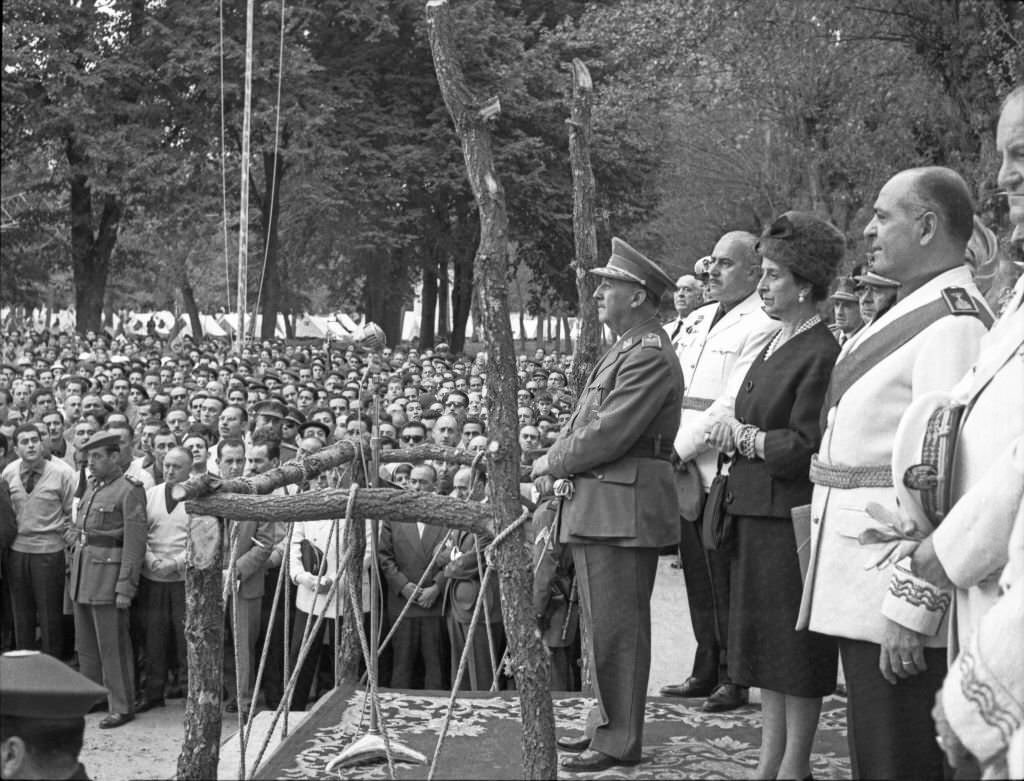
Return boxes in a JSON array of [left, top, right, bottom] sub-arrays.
[[659, 231, 774, 712], [798, 166, 993, 780]]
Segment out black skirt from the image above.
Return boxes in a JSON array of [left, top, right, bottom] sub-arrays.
[[727, 514, 837, 697]]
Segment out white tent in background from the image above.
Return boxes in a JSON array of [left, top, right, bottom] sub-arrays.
[[176, 313, 227, 338], [293, 314, 326, 338]]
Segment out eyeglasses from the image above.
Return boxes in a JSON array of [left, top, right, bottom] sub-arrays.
[[401, 434, 425, 444], [445, 399, 466, 408]]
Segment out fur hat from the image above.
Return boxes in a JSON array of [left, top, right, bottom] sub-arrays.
[[755, 211, 845, 290]]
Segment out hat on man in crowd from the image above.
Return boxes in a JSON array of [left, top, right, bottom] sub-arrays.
[[590, 237, 676, 300], [0, 649, 108, 719], [79, 431, 122, 453], [300, 420, 331, 439], [830, 277, 860, 302], [284, 407, 306, 427], [755, 211, 845, 290], [253, 399, 287, 420]]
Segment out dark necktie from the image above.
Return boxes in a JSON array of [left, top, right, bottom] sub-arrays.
[[23, 469, 39, 495], [669, 318, 685, 341], [709, 304, 726, 331]]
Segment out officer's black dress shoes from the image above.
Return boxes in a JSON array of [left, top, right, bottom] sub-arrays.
[[702, 683, 749, 712], [560, 749, 640, 772], [98, 712, 134, 729], [556, 734, 591, 752], [659, 677, 715, 698]]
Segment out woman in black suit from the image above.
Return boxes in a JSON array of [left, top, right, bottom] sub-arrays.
[[707, 212, 844, 780]]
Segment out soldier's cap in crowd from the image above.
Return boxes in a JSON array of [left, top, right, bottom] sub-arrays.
[[80, 431, 123, 452], [253, 399, 287, 419], [591, 237, 675, 300], [830, 277, 860, 302], [0, 650, 108, 719], [854, 271, 901, 288], [756, 211, 845, 290], [284, 407, 306, 426]]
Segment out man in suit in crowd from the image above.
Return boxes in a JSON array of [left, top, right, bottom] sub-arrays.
[[798, 166, 992, 780], [66, 430, 148, 729], [828, 276, 865, 345], [660, 231, 775, 712], [665, 274, 704, 344], [378, 464, 450, 691], [532, 237, 682, 772], [221, 437, 284, 718]]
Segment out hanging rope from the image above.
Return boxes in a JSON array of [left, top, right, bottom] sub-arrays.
[[250, 0, 288, 338], [218, 0, 231, 314], [235, 0, 256, 353]]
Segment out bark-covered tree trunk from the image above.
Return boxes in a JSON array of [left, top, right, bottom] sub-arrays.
[[176, 515, 223, 780], [437, 258, 450, 340], [181, 275, 203, 341], [567, 59, 601, 395], [67, 135, 123, 335], [425, 2, 556, 778], [419, 260, 438, 349], [450, 242, 474, 353], [259, 150, 284, 340]]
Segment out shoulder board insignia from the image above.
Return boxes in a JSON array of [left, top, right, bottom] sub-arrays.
[[941, 287, 979, 315], [124, 474, 143, 487], [642, 333, 662, 349]]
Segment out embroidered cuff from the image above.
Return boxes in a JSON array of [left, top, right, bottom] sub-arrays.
[[881, 558, 951, 636]]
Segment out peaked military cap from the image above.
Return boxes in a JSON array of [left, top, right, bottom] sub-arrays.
[[80, 431, 123, 453], [591, 237, 675, 300], [0, 650, 108, 719], [830, 276, 860, 302], [854, 271, 901, 288]]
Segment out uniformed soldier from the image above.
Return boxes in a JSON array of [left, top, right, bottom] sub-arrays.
[[532, 237, 682, 772], [0, 649, 108, 780], [65, 430, 147, 729]]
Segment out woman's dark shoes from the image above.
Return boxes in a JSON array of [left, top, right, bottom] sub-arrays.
[[98, 712, 134, 729], [702, 683, 749, 712], [556, 734, 591, 752], [659, 677, 715, 698], [560, 749, 640, 772]]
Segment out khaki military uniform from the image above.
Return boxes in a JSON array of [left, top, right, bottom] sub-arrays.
[[69, 470, 147, 715], [547, 316, 682, 762]]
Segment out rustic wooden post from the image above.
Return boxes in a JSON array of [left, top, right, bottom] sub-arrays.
[[567, 58, 601, 395], [425, 1, 557, 778], [176, 514, 224, 779]]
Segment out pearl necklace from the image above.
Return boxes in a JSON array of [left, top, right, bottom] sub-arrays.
[[764, 315, 820, 360]]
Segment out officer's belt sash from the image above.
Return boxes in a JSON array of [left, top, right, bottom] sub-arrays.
[[821, 296, 991, 431]]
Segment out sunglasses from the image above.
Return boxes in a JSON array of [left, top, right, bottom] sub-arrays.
[[401, 434, 425, 444]]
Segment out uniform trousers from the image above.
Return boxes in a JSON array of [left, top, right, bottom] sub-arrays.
[[677, 510, 733, 685], [573, 543, 659, 762], [139, 577, 186, 701], [224, 594, 263, 710], [288, 608, 336, 710], [258, 567, 292, 708], [838, 637, 949, 781], [74, 602, 134, 714], [7, 549, 65, 658]]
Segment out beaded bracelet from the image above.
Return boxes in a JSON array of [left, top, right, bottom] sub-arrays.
[[738, 424, 759, 459]]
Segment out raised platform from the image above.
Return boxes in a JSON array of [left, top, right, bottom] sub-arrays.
[[253, 684, 850, 779]]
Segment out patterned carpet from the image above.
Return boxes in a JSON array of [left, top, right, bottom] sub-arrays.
[[255, 685, 850, 779]]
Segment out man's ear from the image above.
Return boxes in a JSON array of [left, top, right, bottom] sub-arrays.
[[918, 211, 939, 246], [1, 736, 27, 778]]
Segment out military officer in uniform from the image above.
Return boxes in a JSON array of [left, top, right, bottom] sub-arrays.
[[65, 430, 148, 729], [532, 237, 683, 772], [798, 166, 993, 779]]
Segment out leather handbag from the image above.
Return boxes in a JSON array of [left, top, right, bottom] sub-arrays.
[[701, 455, 733, 551]]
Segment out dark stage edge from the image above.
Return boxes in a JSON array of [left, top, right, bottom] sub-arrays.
[[254, 683, 850, 779]]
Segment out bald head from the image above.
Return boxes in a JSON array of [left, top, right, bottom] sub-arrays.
[[708, 231, 761, 308]]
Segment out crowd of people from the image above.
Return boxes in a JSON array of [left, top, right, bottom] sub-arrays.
[[0, 87, 1021, 780]]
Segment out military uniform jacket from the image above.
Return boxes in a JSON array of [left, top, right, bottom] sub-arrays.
[[548, 317, 683, 548], [672, 293, 776, 490], [69, 471, 148, 605], [799, 266, 991, 646], [931, 277, 1024, 657]]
